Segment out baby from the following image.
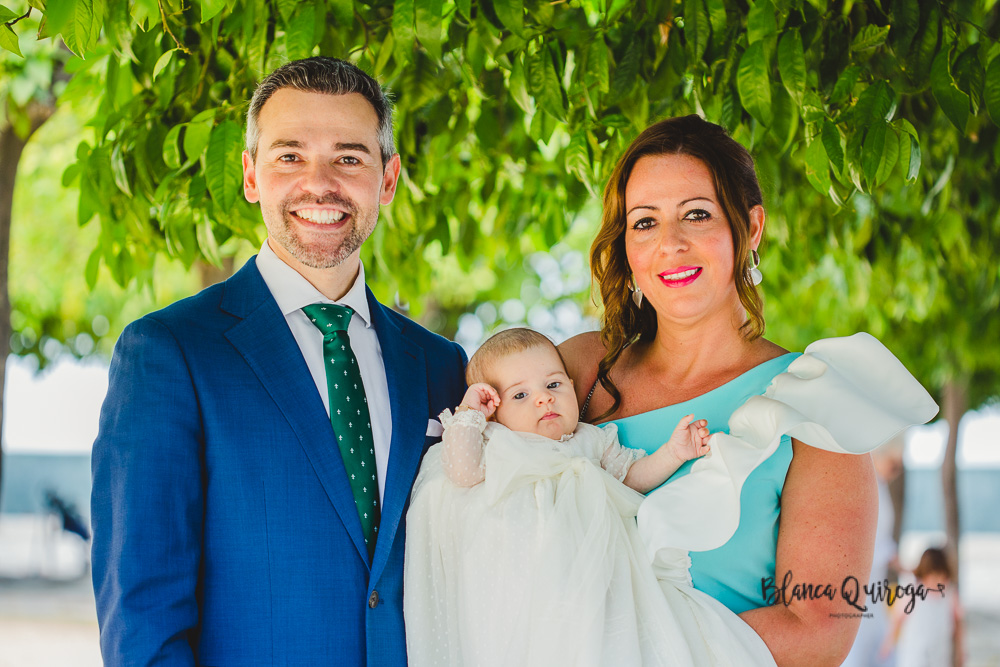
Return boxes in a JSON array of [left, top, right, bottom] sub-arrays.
[[404, 328, 777, 667], [442, 327, 711, 493]]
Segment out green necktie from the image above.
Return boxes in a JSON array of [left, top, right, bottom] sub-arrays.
[[302, 303, 380, 560]]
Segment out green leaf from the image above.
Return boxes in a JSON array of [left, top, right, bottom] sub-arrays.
[[509, 55, 533, 113], [586, 38, 610, 95], [984, 56, 1000, 127], [821, 119, 844, 175], [778, 30, 805, 106], [861, 121, 889, 188], [392, 0, 416, 56], [153, 49, 178, 79], [852, 81, 895, 124], [275, 0, 297, 22], [285, 10, 315, 61], [831, 65, 861, 105], [0, 4, 17, 21], [196, 215, 223, 267], [737, 41, 772, 126], [85, 247, 101, 290], [896, 120, 920, 183], [890, 0, 919, 57], [931, 50, 970, 133], [0, 24, 20, 56], [110, 145, 133, 197], [851, 24, 890, 52], [874, 124, 898, 186], [184, 120, 213, 166], [611, 40, 639, 99], [415, 0, 443, 60], [62, 0, 97, 57], [199, 0, 227, 22], [746, 0, 776, 45], [538, 47, 567, 122], [455, 0, 471, 21], [493, 0, 524, 37], [205, 120, 243, 212], [566, 129, 594, 195], [683, 0, 710, 62], [705, 0, 727, 42], [803, 137, 832, 195]]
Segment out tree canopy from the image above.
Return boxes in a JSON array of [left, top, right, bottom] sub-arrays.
[[2, 0, 998, 406]]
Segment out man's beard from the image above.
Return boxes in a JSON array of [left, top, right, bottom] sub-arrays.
[[267, 193, 378, 270]]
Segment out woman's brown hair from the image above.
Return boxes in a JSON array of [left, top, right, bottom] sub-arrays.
[[589, 115, 765, 421]]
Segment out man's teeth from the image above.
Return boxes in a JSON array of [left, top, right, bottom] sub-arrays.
[[295, 209, 346, 223], [662, 269, 698, 280]]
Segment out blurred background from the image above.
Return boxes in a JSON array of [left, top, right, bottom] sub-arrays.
[[3, 0, 1000, 665]]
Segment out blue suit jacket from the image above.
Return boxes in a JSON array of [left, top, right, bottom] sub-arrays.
[[91, 258, 467, 666]]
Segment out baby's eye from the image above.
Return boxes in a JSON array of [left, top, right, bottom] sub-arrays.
[[631, 217, 655, 230], [547, 381, 561, 389], [512, 391, 527, 400]]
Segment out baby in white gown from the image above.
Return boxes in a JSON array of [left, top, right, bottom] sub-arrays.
[[404, 328, 777, 667]]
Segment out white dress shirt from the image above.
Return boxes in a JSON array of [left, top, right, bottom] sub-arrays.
[[256, 241, 392, 503]]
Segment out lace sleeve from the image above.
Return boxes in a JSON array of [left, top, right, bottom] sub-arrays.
[[599, 433, 647, 483], [439, 408, 488, 487]]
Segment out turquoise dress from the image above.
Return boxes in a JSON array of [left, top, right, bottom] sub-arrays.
[[610, 353, 800, 615]]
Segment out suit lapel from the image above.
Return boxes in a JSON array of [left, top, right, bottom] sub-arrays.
[[221, 259, 370, 565], [366, 290, 429, 580]]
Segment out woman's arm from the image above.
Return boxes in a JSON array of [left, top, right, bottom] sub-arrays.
[[740, 439, 878, 667]]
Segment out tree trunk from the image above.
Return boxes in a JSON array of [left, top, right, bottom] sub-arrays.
[[0, 105, 53, 510], [197, 256, 236, 289], [941, 379, 965, 584], [941, 379, 966, 667]]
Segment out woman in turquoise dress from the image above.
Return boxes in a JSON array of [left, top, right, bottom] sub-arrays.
[[560, 115, 938, 666]]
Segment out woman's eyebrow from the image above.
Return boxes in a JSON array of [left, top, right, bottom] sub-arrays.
[[626, 204, 659, 216], [678, 196, 715, 206]]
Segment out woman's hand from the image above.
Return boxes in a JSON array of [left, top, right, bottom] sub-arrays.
[[459, 383, 501, 419]]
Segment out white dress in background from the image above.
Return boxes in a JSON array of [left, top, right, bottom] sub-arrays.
[[403, 411, 776, 667]]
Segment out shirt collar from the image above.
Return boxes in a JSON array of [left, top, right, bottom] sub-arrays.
[[256, 239, 372, 328]]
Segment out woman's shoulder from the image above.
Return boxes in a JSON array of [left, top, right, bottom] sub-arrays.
[[558, 332, 605, 398]]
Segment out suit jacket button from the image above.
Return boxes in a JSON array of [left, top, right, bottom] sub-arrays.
[[368, 591, 379, 608]]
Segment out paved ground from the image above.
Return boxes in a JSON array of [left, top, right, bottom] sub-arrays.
[[2, 518, 998, 666]]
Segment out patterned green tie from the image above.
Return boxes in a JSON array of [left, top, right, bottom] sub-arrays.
[[302, 303, 380, 560]]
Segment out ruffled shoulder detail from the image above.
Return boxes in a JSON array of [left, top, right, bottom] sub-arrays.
[[439, 407, 488, 432], [638, 332, 939, 560]]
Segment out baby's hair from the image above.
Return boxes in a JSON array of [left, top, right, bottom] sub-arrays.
[[913, 547, 952, 580], [466, 328, 566, 387]]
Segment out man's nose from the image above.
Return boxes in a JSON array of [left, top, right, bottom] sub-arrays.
[[301, 160, 340, 196]]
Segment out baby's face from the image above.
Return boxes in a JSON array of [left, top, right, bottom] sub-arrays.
[[492, 345, 579, 440]]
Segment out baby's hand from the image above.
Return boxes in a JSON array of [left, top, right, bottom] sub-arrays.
[[459, 383, 501, 419], [663, 414, 711, 463]]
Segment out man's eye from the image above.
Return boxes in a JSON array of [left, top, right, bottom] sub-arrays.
[[547, 381, 561, 389], [631, 217, 654, 230], [278, 154, 299, 163], [340, 156, 361, 165], [513, 392, 527, 400]]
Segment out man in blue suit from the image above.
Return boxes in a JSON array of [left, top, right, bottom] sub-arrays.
[[91, 57, 467, 665]]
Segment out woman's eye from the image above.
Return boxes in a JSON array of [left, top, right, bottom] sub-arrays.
[[547, 381, 561, 389], [684, 209, 710, 221], [631, 217, 655, 230], [513, 392, 527, 400]]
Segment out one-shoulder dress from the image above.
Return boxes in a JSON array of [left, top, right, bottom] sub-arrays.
[[613, 333, 939, 614]]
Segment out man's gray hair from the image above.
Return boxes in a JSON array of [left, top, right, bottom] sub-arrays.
[[245, 57, 395, 166]]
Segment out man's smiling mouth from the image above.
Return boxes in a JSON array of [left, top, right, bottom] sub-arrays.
[[293, 208, 347, 223]]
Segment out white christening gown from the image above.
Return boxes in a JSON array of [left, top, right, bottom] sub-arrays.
[[403, 410, 776, 667]]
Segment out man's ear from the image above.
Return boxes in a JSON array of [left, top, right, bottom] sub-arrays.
[[379, 153, 402, 205], [243, 151, 259, 203]]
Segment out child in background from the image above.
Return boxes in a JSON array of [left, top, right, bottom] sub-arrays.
[[886, 547, 965, 667], [404, 328, 776, 667]]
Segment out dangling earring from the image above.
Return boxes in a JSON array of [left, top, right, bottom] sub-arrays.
[[749, 249, 763, 286], [630, 274, 644, 308]]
